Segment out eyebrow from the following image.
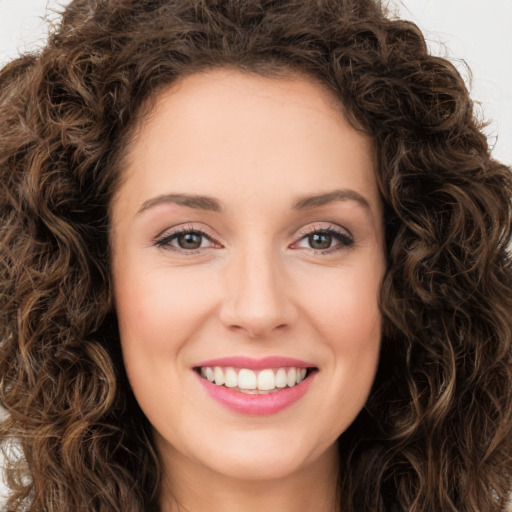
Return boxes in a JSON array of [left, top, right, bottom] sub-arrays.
[[292, 189, 371, 211], [137, 193, 222, 214], [137, 188, 371, 215]]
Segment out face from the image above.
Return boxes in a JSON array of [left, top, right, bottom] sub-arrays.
[[111, 68, 385, 484]]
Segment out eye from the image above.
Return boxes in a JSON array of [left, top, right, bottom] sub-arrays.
[[154, 227, 218, 252], [292, 226, 353, 253], [172, 231, 207, 250]]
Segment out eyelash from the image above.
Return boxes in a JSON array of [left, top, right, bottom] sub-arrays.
[[293, 226, 354, 253], [154, 225, 354, 255], [154, 226, 219, 253]]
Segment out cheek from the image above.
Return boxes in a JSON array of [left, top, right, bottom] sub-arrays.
[[113, 266, 207, 427], [300, 258, 383, 413], [114, 263, 213, 353], [303, 257, 383, 346]]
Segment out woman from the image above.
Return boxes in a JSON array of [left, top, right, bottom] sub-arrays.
[[1, 0, 511, 511]]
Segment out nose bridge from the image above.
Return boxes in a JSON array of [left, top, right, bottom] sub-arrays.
[[220, 237, 294, 337]]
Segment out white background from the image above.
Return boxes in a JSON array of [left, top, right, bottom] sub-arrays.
[[1, 0, 511, 165], [1, 0, 512, 500]]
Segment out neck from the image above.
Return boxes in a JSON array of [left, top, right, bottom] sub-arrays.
[[159, 442, 340, 512]]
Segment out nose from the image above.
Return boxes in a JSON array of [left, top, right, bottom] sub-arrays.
[[219, 245, 297, 338]]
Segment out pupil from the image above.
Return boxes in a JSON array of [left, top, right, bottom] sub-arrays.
[[178, 232, 202, 249], [309, 232, 331, 249]]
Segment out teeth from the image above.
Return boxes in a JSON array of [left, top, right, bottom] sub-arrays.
[[214, 366, 225, 386], [297, 368, 307, 384], [224, 367, 237, 388], [238, 369, 257, 390], [286, 368, 296, 387], [275, 368, 287, 388], [257, 369, 275, 391], [199, 366, 311, 392]]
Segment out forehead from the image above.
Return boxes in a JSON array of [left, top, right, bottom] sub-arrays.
[[143, 67, 347, 128], [114, 68, 379, 220]]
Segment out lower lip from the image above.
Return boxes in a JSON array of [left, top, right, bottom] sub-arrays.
[[195, 371, 316, 415]]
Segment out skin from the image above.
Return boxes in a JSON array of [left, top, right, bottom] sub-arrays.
[[111, 68, 386, 512]]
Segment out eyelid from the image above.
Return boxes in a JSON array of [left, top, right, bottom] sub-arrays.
[[290, 223, 354, 253], [152, 222, 354, 254], [153, 224, 222, 251], [295, 222, 352, 238]]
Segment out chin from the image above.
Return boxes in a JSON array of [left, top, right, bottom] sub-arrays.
[[203, 450, 312, 482], [183, 427, 336, 482]]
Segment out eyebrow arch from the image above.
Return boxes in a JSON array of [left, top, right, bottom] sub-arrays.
[[292, 189, 371, 211], [137, 193, 222, 214], [137, 188, 371, 216]]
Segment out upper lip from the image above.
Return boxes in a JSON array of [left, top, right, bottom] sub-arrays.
[[194, 356, 316, 370]]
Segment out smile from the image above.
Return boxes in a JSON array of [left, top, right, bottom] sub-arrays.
[[198, 366, 309, 393], [193, 357, 318, 415]]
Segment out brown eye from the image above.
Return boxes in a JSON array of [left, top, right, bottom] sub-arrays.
[[308, 232, 332, 250], [293, 226, 354, 253], [155, 228, 216, 251], [176, 232, 203, 249]]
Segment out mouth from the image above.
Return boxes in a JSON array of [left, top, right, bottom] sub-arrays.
[[193, 365, 318, 394], [193, 356, 318, 415]]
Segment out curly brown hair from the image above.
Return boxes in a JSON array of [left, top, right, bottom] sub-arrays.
[[1, 0, 511, 510]]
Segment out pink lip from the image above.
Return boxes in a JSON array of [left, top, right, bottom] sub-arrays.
[[194, 369, 317, 416], [194, 356, 315, 370]]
